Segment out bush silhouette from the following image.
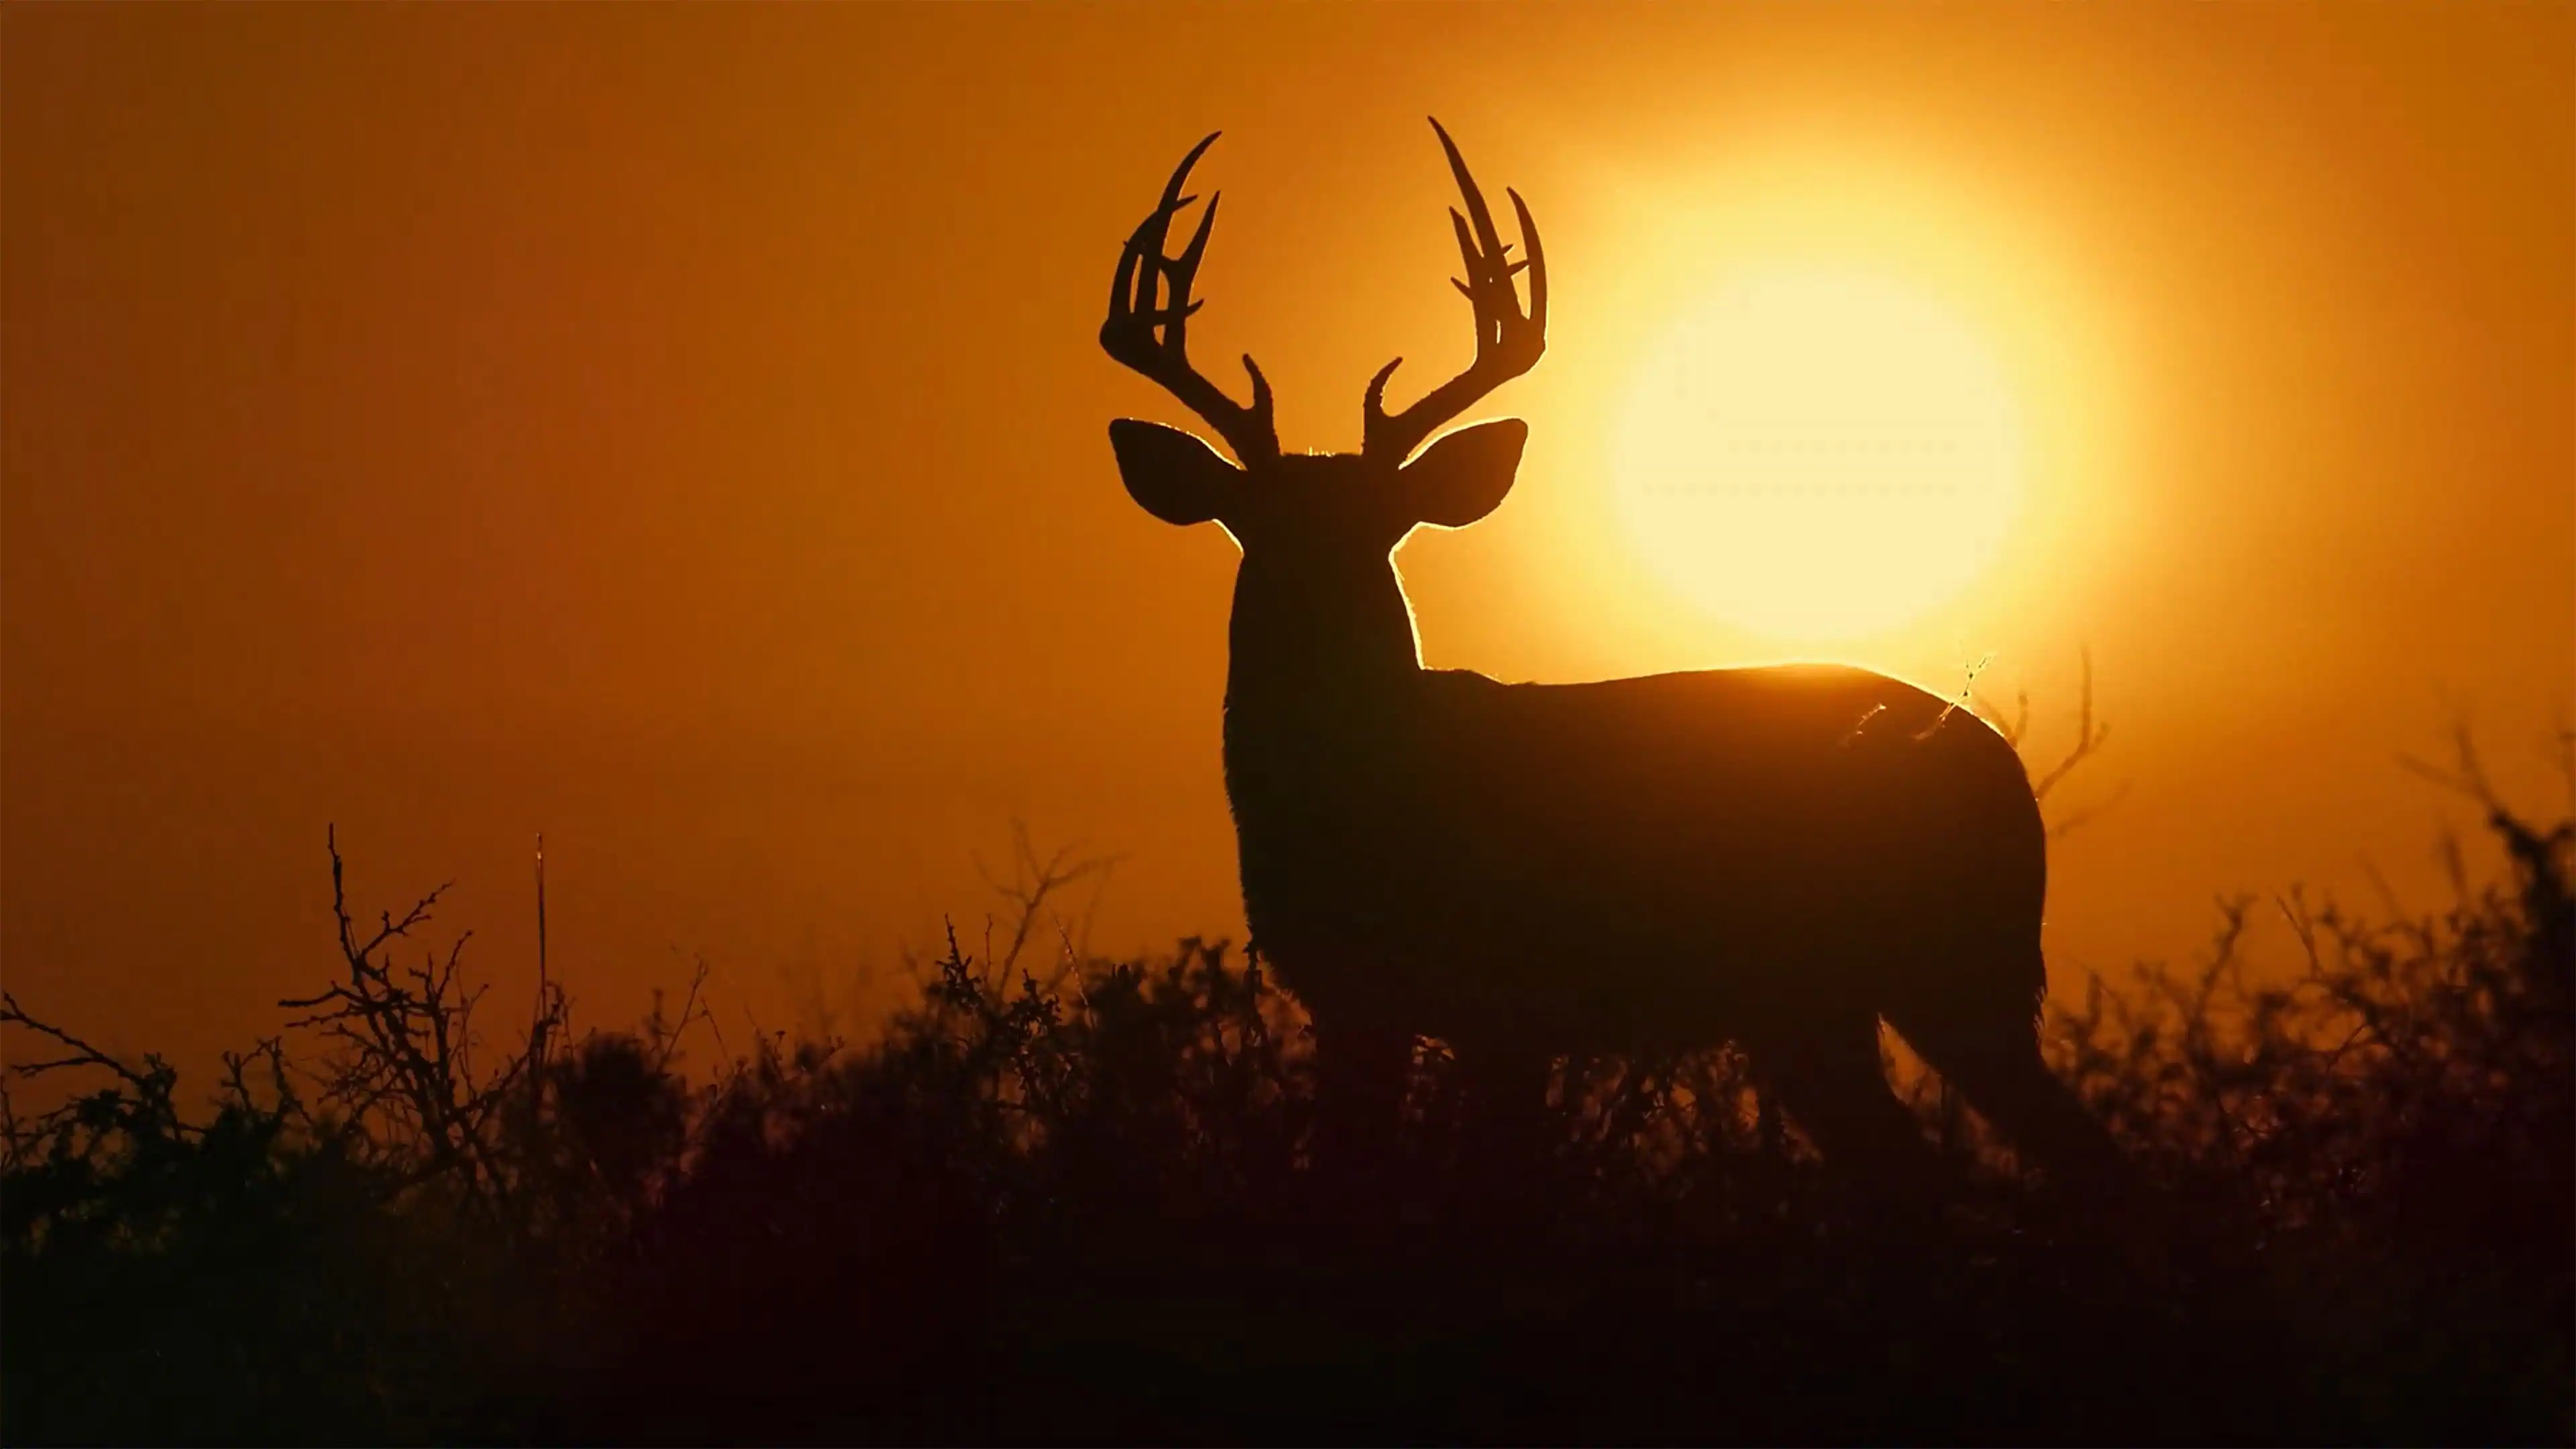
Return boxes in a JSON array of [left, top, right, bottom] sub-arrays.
[[5, 780, 2569, 1444]]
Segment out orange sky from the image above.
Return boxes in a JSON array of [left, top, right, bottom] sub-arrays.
[[5, 4, 2570, 1077]]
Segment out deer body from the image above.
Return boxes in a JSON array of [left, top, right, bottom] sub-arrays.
[[1102, 123, 2125, 1189], [1224, 655, 2047, 1060]]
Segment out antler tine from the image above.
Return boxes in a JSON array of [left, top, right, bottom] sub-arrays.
[[1100, 131, 1279, 466], [1435, 117, 1512, 303], [1364, 117, 1548, 465], [1509, 185, 1548, 338]]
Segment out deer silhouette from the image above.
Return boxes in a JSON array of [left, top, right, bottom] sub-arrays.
[[1101, 121, 2129, 1195]]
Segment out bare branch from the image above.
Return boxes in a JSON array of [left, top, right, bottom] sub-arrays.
[[2029, 650, 2110, 803], [1, 991, 162, 1099]]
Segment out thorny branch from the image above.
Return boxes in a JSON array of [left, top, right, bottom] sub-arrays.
[[1976, 649, 2128, 839], [970, 822, 1120, 990], [0, 991, 197, 1157], [0, 993, 173, 1100], [268, 825, 566, 1209]]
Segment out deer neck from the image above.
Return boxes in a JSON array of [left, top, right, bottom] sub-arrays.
[[1223, 548, 1422, 724]]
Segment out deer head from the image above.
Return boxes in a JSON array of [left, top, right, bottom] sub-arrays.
[[1101, 121, 1548, 566]]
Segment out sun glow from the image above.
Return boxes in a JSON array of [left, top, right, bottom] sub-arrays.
[[1611, 270, 2025, 643]]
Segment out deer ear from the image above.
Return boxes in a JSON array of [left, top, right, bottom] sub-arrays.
[[1110, 419, 1238, 527], [1398, 419, 1527, 529]]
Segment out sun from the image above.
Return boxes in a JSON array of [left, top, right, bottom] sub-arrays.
[[1610, 270, 2025, 643]]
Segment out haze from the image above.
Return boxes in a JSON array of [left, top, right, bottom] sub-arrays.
[[5, 4, 2569, 1077]]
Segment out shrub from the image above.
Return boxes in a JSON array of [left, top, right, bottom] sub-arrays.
[[5, 792, 2568, 1444]]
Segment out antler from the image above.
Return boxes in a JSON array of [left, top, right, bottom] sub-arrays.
[[1101, 132, 1279, 467], [1362, 118, 1548, 466]]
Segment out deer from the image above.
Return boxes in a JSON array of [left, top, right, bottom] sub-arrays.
[[1099, 120, 2132, 1203]]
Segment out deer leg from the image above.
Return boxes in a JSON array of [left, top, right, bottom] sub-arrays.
[[1882, 1002, 2135, 1199], [1309, 1011, 1413, 1189], [1750, 1016, 1945, 1214], [1883, 999, 2196, 1283]]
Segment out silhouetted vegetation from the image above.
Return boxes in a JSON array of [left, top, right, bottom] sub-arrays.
[[5, 762, 2569, 1445]]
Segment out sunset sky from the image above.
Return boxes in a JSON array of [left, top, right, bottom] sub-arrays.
[[5, 4, 2569, 1077]]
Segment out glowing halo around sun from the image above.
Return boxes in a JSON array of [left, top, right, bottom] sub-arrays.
[[1611, 270, 2025, 643]]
